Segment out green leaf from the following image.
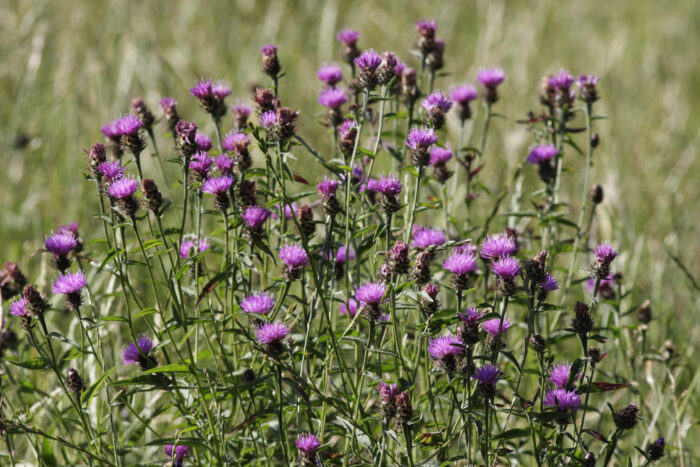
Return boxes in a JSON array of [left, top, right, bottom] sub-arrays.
[[81, 368, 116, 405], [492, 427, 531, 441], [8, 357, 51, 371], [143, 364, 190, 374]]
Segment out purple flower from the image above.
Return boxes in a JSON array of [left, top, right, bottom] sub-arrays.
[[377, 381, 399, 401], [295, 433, 321, 456], [317, 65, 343, 87], [231, 102, 252, 123], [334, 245, 355, 264], [411, 225, 446, 250], [337, 119, 357, 139], [376, 174, 402, 197], [222, 132, 250, 153], [482, 317, 511, 336], [10, 297, 28, 317], [544, 388, 581, 411], [189, 152, 214, 177], [356, 282, 387, 305], [202, 175, 234, 195], [459, 307, 482, 324], [491, 256, 521, 280], [539, 274, 559, 292], [594, 242, 618, 264], [422, 90, 453, 113], [98, 161, 125, 182], [318, 88, 348, 109], [215, 155, 235, 174], [450, 85, 478, 104], [405, 127, 438, 151], [259, 110, 277, 130], [317, 177, 340, 198], [159, 97, 177, 112], [256, 321, 289, 344], [577, 74, 599, 88], [587, 274, 615, 296], [212, 83, 231, 99], [415, 19, 437, 37], [549, 362, 575, 388], [427, 335, 464, 360], [45, 232, 77, 257], [122, 334, 154, 365], [354, 49, 382, 71], [195, 132, 212, 151], [526, 144, 558, 164], [242, 206, 271, 229], [179, 238, 210, 259], [480, 233, 517, 260], [472, 364, 500, 386], [115, 114, 143, 136], [339, 299, 358, 318], [279, 244, 309, 268], [164, 445, 190, 467], [241, 292, 275, 314], [52, 272, 87, 295], [477, 68, 505, 89], [261, 44, 277, 57], [443, 252, 478, 275], [190, 79, 213, 99], [548, 69, 575, 91], [101, 120, 120, 140], [107, 177, 139, 199], [336, 29, 360, 46], [430, 146, 453, 166]]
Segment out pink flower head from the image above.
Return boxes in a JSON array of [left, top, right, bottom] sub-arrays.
[[179, 238, 210, 259], [98, 161, 125, 182], [189, 152, 214, 177], [411, 225, 446, 250], [422, 90, 453, 113], [317, 64, 343, 87], [477, 68, 505, 89], [256, 321, 289, 344], [215, 154, 235, 174], [428, 335, 464, 359], [242, 206, 271, 229], [482, 317, 511, 336], [195, 132, 212, 151], [354, 49, 382, 71], [241, 292, 275, 314], [295, 433, 321, 456], [317, 177, 340, 198], [491, 256, 521, 280], [318, 88, 348, 109], [594, 242, 618, 264], [52, 272, 87, 295], [164, 445, 190, 465], [545, 388, 581, 411], [450, 84, 478, 104], [115, 114, 143, 136], [526, 144, 558, 164], [430, 146, 453, 166], [405, 127, 438, 151], [202, 175, 234, 195], [45, 231, 77, 257], [10, 297, 28, 317], [458, 307, 482, 324], [336, 29, 360, 47], [443, 252, 478, 275], [376, 174, 402, 197], [548, 69, 575, 91], [415, 19, 437, 38], [279, 244, 309, 268], [122, 334, 154, 365], [334, 245, 355, 264], [480, 233, 517, 260], [549, 362, 577, 388], [377, 381, 399, 402], [472, 364, 500, 386], [339, 298, 358, 318], [539, 274, 559, 292], [108, 177, 139, 199], [356, 282, 387, 305]]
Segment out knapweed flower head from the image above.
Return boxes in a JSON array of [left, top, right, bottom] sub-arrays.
[[9, 297, 28, 317], [317, 64, 343, 87], [190, 79, 229, 118], [339, 298, 358, 318], [202, 175, 234, 195], [377, 381, 399, 401], [45, 231, 77, 257], [473, 364, 501, 387], [164, 445, 190, 467], [480, 233, 517, 260], [98, 161, 125, 183], [175, 120, 198, 157], [376, 51, 398, 86], [159, 97, 178, 130], [317, 177, 340, 199], [415, 19, 437, 39], [459, 307, 482, 324], [443, 252, 478, 276], [526, 144, 558, 164], [477, 68, 506, 89], [428, 335, 464, 373], [279, 244, 309, 269], [539, 274, 559, 292], [593, 241, 618, 278], [411, 225, 446, 250], [215, 154, 235, 174], [189, 152, 214, 179], [422, 90, 453, 114], [115, 114, 143, 137], [231, 101, 252, 129], [337, 118, 358, 155], [482, 317, 511, 336], [195, 132, 212, 151], [334, 245, 355, 264], [451, 84, 478, 104], [376, 174, 402, 197], [577, 74, 600, 103], [406, 126, 438, 151], [356, 282, 387, 305], [612, 402, 639, 430], [430, 146, 453, 166], [101, 120, 120, 140], [337, 28, 359, 47], [354, 49, 382, 88], [295, 433, 321, 457], [179, 238, 210, 259], [122, 334, 156, 369], [545, 388, 581, 411], [260, 107, 299, 141], [241, 292, 275, 315], [318, 88, 348, 109], [222, 131, 251, 154], [491, 256, 520, 279], [549, 362, 574, 388], [256, 322, 289, 356], [108, 177, 139, 199], [242, 206, 271, 229], [646, 437, 665, 462], [52, 272, 87, 295], [548, 69, 575, 91], [260, 44, 281, 77]]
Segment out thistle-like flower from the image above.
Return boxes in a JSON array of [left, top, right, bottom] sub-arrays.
[[428, 335, 464, 374], [52, 272, 87, 311], [260, 44, 281, 78], [451, 84, 478, 121], [473, 364, 501, 399], [241, 206, 271, 241], [422, 90, 453, 129], [164, 445, 191, 467], [430, 146, 453, 183], [122, 334, 157, 370], [376, 174, 403, 215], [317, 64, 343, 87], [545, 388, 581, 412], [279, 244, 309, 281], [443, 252, 478, 291], [356, 281, 387, 322], [241, 292, 275, 315], [256, 321, 289, 357], [202, 175, 234, 212], [406, 127, 438, 167], [45, 231, 78, 272], [477, 68, 505, 103], [377, 381, 399, 419], [411, 225, 446, 250], [592, 242, 618, 279], [337, 28, 360, 65], [190, 79, 230, 119], [480, 233, 517, 260], [295, 433, 321, 467]]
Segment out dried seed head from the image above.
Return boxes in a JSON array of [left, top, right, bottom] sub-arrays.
[[587, 346, 603, 366], [23, 285, 49, 317], [141, 178, 164, 214], [612, 402, 639, 431], [572, 301, 593, 335]]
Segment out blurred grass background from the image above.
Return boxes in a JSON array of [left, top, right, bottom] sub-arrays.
[[1, 0, 699, 458]]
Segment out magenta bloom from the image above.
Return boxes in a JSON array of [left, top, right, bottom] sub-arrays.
[[115, 114, 143, 136], [317, 65, 343, 86], [526, 144, 558, 164], [548, 69, 575, 90], [317, 177, 340, 199], [377, 381, 399, 402], [241, 292, 275, 314], [45, 232, 77, 257], [482, 317, 511, 336], [356, 282, 387, 305], [415, 19, 437, 37], [10, 297, 28, 317], [480, 234, 517, 260], [231, 102, 252, 121], [477, 68, 505, 88], [549, 362, 575, 388], [337, 119, 357, 139], [473, 364, 500, 386], [52, 272, 87, 295], [256, 321, 289, 344], [279, 244, 309, 268], [491, 256, 521, 279], [122, 334, 154, 365], [337, 29, 360, 46], [108, 177, 139, 199], [164, 445, 190, 467], [428, 335, 464, 359], [422, 90, 453, 113], [540, 274, 559, 292], [587, 274, 615, 296], [354, 49, 382, 71], [189, 152, 214, 177], [577, 74, 600, 88], [179, 238, 210, 259], [215, 154, 235, 174], [101, 120, 120, 139], [430, 146, 453, 166], [159, 97, 177, 112], [545, 388, 581, 411], [98, 161, 125, 182], [450, 85, 478, 104], [259, 110, 277, 129], [334, 245, 355, 264], [411, 225, 446, 250], [190, 79, 213, 99], [376, 174, 402, 197], [222, 132, 250, 153], [594, 242, 618, 264], [195, 133, 212, 151], [242, 206, 271, 229], [459, 307, 482, 324], [212, 83, 231, 99], [339, 298, 358, 318], [443, 252, 478, 275], [405, 127, 438, 151], [261, 43, 277, 57], [202, 175, 234, 195], [318, 88, 348, 109], [295, 433, 321, 456]]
